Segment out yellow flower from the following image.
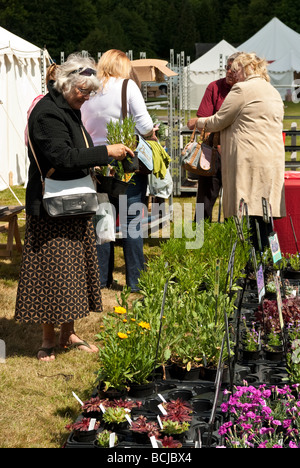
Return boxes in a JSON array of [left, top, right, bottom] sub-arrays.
[[114, 306, 127, 315], [138, 321, 151, 330], [130, 318, 136, 322], [118, 332, 128, 339], [123, 319, 128, 323]]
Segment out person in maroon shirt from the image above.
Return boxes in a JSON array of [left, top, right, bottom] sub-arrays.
[[187, 53, 240, 220]]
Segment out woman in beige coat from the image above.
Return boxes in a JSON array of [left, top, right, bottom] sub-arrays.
[[197, 53, 286, 248]]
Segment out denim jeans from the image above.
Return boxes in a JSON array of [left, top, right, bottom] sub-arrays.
[[97, 174, 148, 291]]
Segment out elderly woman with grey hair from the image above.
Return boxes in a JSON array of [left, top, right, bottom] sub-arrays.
[[15, 53, 133, 361]]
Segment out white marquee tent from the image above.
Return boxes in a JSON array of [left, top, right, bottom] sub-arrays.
[[239, 17, 300, 99], [186, 40, 238, 110], [0, 27, 51, 191]]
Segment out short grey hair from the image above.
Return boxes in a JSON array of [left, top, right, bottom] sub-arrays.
[[54, 53, 100, 96]]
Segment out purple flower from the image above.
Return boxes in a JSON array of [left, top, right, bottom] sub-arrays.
[[283, 419, 292, 429], [218, 421, 233, 436]]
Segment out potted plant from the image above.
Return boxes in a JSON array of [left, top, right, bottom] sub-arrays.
[[82, 396, 105, 420], [102, 406, 129, 432], [282, 253, 300, 279], [65, 417, 100, 442], [160, 420, 190, 440], [241, 317, 261, 360], [95, 430, 118, 448], [129, 416, 160, 444], [161, 398, 193, 423], [96, 304, 157, 399], [264, 324, 284, 361], [107, 116, 139, 174]]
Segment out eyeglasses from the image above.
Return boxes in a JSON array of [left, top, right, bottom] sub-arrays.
[[76, 87, 96, 97], [69, 67, 96, 77]]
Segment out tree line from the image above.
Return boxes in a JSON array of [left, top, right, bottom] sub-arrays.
[[0, 0, 298, 63]]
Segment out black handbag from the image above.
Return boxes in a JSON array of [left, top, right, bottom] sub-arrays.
[[28, 127, 98, 217]]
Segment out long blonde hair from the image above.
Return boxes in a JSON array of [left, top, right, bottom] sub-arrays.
[[231, 52, 270, 82], [97, 49, 132, 89]]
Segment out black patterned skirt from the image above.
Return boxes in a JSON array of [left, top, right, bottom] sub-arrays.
[[15, 214, 103, 325]]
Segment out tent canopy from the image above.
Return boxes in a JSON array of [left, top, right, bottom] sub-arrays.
[[0, 27, 50, 191], [186, 40, 238, 110], [238, 17, 300, 62], [239, 17, 300, 99]]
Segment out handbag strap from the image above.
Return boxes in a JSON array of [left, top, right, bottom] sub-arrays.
[[27, 125, 90, 184], [122, 79, 129, 119]]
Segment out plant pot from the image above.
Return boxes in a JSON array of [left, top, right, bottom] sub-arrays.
[[96, 175, 114, 195], [122, 151, 139, 173], [128, 381, 155, 398], [199, 365, 229, 382], [283, 269, 300, 279], [82, 410, 102, 421], [73, 429, 97, 443], [241, 349, 261, 361], [104, 421, 128, 433], [168, 389, 193, 401], [131, 431, 151, 445], [154, 363, 173, 380], [169, 363, 200, 381], [191, 398, 213, 413], [111, 179, 129, 198], [264, 346, 284, 362], [161, 430, 187, 442], [97, 383, 127, 400]]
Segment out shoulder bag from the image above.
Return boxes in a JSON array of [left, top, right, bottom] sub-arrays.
[[122, 79, 154, 174], [181, 123, 218, 177], [28, 127, 98, 217]]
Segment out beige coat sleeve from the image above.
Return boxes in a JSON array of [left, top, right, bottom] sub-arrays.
[[197, 84, 245, 132]]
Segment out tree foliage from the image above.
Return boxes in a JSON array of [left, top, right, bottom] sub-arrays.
[[0, 0, 298, 62]]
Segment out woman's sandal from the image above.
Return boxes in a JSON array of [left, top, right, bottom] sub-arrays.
[[60, 332, 97, 353]]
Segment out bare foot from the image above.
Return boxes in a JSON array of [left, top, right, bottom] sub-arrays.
[[37, 344, 56, 362]]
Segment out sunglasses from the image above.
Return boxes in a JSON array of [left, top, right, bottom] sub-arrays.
[[69, 67, 96, 77]]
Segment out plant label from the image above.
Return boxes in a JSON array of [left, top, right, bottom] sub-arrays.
[[269, 232, 282, 265], [72, 391, 84, 407], [99, 403, 106, 413], [157, 415, 163, 430], [109, 433, 116, 448], [150, 436, 159, 448], [274, 273, 284, 330], [158, 393, 167, 403], [125, 414, 132, 425], [88, 418, 96, 431], [157, 404, 167, 416], [256, 264, 265, 304]]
